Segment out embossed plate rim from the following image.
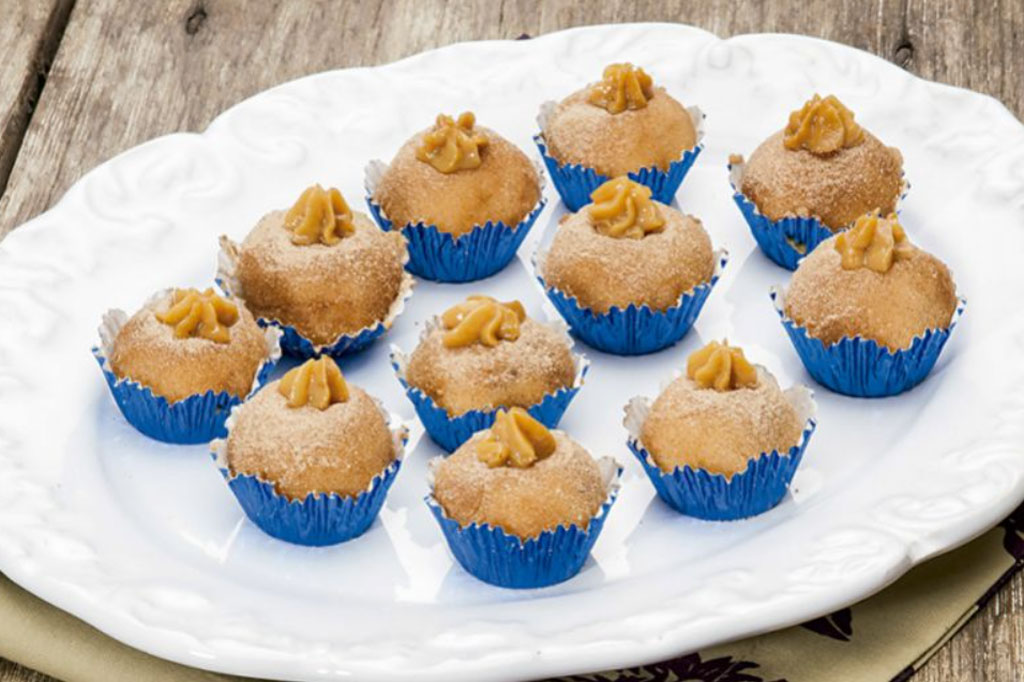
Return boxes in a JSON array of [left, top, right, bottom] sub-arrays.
[[1, 22, 1023, 682]]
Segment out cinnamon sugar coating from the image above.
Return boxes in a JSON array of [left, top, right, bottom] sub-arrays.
[[544, 86, 696, 177], [785, 234, 957, 350], [110, 290, 267, 402], [641, 368, 803, 477], [543, 202, 714, 313], [226, 383, 396, 500], [433, 430, 607, 539], [233, 210, 406, 345], [374, 124, 540, 236], [740, 130, 903, 230], [406, 318, 575, 416]]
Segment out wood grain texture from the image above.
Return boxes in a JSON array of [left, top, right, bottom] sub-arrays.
[[0, 0, 72, 201], [3, 0, 1024, 236], [0, 1, 1022, 680]]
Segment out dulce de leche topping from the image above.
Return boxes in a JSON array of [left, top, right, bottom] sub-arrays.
[[441, 295, 527, 348], [588, 176, 665, 239], [686, 340, 759, 391], [155, 288, 239, 343], [278, 356, 350, 410], [588, 63, 654, 114], [476, 407, 557, 468], [416, 112, 489, 173], [835, 211, 912, 273], [783, 94, 864, 155], [284, 184, 355, 246]]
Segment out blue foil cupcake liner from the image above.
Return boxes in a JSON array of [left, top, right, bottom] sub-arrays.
[[772, 287, 966, 398], [212, 410, 409, 546], [267, 307, 403, 360], [93, 305, 282, 445], [534, 104, 705, 211], [624, 388, 817, 520], [730, 187, 833, 271], [364, 159, 546, 282], [364, 194, 546, 283], [728, 161, 909, 270], [389, 322, 589, 452], [426, 458, 622, 588], [535, 250, 728, 356], [217, 236, 415, 359]]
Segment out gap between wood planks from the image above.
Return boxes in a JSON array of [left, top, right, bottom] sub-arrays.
[[0, 3, 1022, 681], [0, 0, 75, 203]]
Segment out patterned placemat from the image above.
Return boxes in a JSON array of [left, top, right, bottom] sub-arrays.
[[2, 502, 1021, 682]]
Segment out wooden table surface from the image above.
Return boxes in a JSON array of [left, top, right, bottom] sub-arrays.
[[1, 1, 1022, 680]]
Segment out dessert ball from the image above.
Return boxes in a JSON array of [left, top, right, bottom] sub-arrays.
[[405, 295, 576, 415], [373, 111, 541, 235], [226, 356, 397, 499], [542, 176, 715, 312], [432, 407, 608, 538], [110, 287, 268, 401], [738, 94, 904, 229], [228, 183, 407, 345], [640, 341, 805, 476], [543, 63, 697, 177], [785, 211, 958, 350]]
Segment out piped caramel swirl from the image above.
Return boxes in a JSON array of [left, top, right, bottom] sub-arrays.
[[278, 356, 350, 410], [476, 407, 557, 468], [783, 94, 864, 155], [441, 295, 526, 348], [155, 288, 239, 343], [588, 63, 654, 114], [686, 340, 759, 391], [284, 184, 355, 246], [588, 176, 665, 239], [835, 211, 912, 273], [416, 112, 489, 173]]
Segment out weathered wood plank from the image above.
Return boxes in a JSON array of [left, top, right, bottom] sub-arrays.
[[0, 0, 514, 236], [917, 573, 1024, 682], [1, 1, 1022, 681], [0, 0, 73, 202], [5, 0, 1024, 236]]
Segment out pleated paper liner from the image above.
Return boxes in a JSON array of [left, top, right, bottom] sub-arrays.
[[217, 235, 415, 359], [390, 318, 589, 452], [624, 384, 817, 520], [364, 159, 546, 283], [729, 160, 910, 271], [772, 287, 966, 398], [211, 407, 409, 546], [93, 297, 282, 444], [426, 455, 622, 588], [534, 103, 705, 211], [534, 249, 728, 356]]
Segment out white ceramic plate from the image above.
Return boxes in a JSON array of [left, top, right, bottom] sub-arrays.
[[2, 22, 1024, 682]]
